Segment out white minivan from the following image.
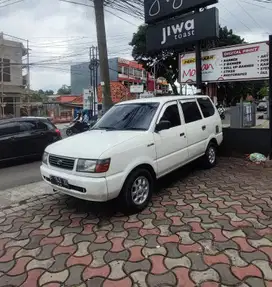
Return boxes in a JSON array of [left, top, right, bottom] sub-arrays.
[[41, 95, 223, 212]]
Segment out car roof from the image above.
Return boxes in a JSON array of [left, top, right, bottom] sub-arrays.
[[116, 95, 210, 105], [0, 116, 51, 124]]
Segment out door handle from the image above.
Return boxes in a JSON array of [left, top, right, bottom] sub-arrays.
[[180, 133, 185, 137], [202, 125, 206, 130]]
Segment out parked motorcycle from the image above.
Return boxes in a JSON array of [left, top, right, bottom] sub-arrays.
[[217, 104, 226, 120], [66, 121, 90, 136]]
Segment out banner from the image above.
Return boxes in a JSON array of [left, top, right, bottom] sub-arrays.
[[179, 41, 269, 83]]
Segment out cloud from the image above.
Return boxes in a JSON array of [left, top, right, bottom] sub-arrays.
[[0, 0, 270, 92]]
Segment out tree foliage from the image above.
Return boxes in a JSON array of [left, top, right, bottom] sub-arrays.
[[57, 84, 71, 95], [129, 25, 246, 94]]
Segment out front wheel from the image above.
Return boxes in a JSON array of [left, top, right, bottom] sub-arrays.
[[119, 168, 154, 214], [66, 128, 73, 137], [202, 143, 217, 169]]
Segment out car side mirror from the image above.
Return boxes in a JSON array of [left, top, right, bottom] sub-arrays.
[[155, 120, 171, 132]]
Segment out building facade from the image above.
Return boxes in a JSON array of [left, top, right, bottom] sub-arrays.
[[71, 57, 153, 97], [0, 33, 28, 117]]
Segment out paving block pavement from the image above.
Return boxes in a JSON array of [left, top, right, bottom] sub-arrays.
[[0, 158, 272, 286]]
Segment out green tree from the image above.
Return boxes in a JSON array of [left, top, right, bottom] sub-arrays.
[[129, 25, 245, 94], [57, 84, 71, 95]]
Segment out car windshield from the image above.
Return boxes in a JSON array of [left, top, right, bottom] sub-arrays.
[[92, 102, 159, 131]]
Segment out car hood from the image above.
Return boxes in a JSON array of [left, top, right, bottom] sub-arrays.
[[46, 130, 143, 159]]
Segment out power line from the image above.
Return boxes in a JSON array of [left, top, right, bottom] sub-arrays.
[[235, 0, 266, 32], [0, 0, 23, 8], [220, 1, 253, 32]]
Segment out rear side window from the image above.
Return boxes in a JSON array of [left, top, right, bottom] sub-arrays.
[[181, 101, 202, 123], [0, 122, 20, 136], [19, 121, 36, 132], [37, 120, 55, 131], [197, 98, 215, 118]]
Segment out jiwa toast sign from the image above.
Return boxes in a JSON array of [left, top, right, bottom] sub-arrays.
[[179, 41, 269, 83]]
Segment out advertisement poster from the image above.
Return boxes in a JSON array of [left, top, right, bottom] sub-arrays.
[[179, 41, 269, 83]]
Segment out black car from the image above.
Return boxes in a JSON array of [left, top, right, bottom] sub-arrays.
[[0, 117, 62, 162]]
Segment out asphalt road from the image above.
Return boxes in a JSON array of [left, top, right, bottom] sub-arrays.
[[0, 125, 68, 191], [0, 160, 42, 191]]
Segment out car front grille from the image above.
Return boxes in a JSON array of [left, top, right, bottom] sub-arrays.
[[49, 155, 75, 170]]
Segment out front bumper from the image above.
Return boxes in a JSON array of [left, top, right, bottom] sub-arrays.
[[40, 164, 108, 202]]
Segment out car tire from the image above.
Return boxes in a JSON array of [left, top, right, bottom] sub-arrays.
[[119, 168, 154, 214], [66, 128, 73, 137], [203, 143, 217, 169]]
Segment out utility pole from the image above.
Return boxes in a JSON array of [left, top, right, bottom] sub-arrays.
[[269, 35, 272, 159], [93, 0, 112, 113], [1, 57, 3, 117], [26, 40, 30, 116]]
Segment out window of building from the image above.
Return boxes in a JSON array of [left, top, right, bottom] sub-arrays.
[[134, 69, 142, 78], [181, 101, 202, 124], [123, 66, 129, 76], [118, 65, 123, 73], [129, 67, 134, 76], [0, 58, 11, 82], [197, 98, 215, 118], [160, 104, 181, 128]]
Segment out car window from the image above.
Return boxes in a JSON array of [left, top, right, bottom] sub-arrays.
[[0, 122, 20, 136], [197, 98, 215, 118], [181, 101, 202, 123], [19, 121, 36, 132], [37, 121, 49, 131], [159, 103, 181, 128], [93, 102, 159, 131]]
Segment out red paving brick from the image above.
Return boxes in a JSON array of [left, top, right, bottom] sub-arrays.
[[0, 158, 272, 286]]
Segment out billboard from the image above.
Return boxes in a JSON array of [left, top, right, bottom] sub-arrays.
[[144, 0, 218, 24], [179, 41, 269, 83], [146, 8, 219, 52]]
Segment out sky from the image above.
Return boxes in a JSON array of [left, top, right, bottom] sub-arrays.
[[0, 0, 271, 92]]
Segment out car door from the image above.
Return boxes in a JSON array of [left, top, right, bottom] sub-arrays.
[[180, 99, 206, 160], [17, 121, 38, 157], [35, 120, 56, 154], [196, 97, 217, 141], [0, 121, 20, 161], [153, 101, 188, 177]]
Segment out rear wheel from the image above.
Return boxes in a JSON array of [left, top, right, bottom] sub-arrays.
[[119, 168, 154, 214], [203, 143, 217, 169]]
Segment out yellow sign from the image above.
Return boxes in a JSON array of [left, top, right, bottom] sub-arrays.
[[182, 55, 215, 65]]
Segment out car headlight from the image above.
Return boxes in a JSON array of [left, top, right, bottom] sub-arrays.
[[76, 158, 111, 173], [42, 152, 49, 165]]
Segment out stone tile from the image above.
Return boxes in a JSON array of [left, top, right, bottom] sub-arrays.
[[124, 259, 151, 274], [212, 263, 240, 285], [190, 268, 220, 285], [146, 271, 177, 286], [65, 265, 85, 286]]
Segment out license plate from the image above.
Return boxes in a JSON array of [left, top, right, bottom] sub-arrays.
[[50, 176, 69, 188]]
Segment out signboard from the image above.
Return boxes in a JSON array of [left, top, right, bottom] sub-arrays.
[[146, 8, 219, 52], [144, 0, 218, 24], [83, 89, 91, 109], [130, 85, 144, 93], [139, 92, 154, 98], [179, 41, 269, 83]]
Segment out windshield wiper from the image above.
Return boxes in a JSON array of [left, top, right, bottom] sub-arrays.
[[123, 127, 147, 131], [92, 126, 117, 131]]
